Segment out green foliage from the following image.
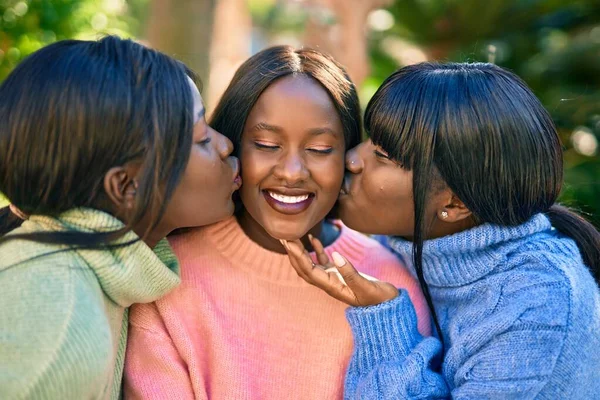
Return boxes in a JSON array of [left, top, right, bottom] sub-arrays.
[[0, 0, 134, 81], [371, 0, 600, 226]]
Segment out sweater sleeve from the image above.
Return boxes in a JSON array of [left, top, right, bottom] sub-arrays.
[[358, 243, 431, 337], [124, 302, 196, 400], [0, 262, 113, 399], [344, 293, 449, 399], [344, 270, 571, 399]]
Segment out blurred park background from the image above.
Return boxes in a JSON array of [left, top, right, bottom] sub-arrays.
[[1, 0, 599, 227]]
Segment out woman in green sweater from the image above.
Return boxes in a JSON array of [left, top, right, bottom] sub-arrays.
[[0, 36, 241, 399]]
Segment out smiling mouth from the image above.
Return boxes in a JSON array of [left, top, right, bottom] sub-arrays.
[[263, 190, 315, 215], [267, 191, 309, 204]]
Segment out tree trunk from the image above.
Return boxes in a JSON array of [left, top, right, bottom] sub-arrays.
[[303, 0, 393, 88], [145, 0, 217, 91], [206, 0, 252, 111]]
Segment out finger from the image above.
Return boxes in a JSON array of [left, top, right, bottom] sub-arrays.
[[331, 252, 399, 305], [285, 243, 359, 304], [288, 239, 318, 267], [285, 240, 321, 276], [324, 267, 346, 285], [358, 272, 378, 282], [311, 270, 362, 305], [308, 234, 330, 266], [331, 252, 369, 289], [280, 240, 313, 281]]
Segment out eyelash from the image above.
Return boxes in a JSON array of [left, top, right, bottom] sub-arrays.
[[373, 149, 389, 159], [254, 142, 279, 150], [253, 142, 333, 154], [198, 137, 211, 146]]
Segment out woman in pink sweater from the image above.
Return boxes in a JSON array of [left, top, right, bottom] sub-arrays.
[[124, 46, 430, 400]]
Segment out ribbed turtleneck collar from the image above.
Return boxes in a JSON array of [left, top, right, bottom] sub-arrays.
[[385, 214, 553, 287], [27, 208, 180, 307], [201, 216, 369, 286]]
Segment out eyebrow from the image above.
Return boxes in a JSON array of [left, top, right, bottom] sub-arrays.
[[250, 122, 338, 137]]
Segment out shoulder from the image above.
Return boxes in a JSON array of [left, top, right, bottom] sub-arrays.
[[483, 234, 598, 338], [0, 258, 113, 398], [500, 233, 593, 301]]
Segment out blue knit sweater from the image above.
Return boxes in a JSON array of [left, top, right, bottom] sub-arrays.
[[344, 214, 600, 399]]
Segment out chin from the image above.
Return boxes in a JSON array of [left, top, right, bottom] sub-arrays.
[[262, 220, 309, 241]]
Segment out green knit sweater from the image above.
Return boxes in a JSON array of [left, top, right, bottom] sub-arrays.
[[0, 208, 180, 399]]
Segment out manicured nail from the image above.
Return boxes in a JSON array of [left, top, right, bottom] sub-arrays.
[[308, 233, 314, 242], [332, 252, 346, 267]]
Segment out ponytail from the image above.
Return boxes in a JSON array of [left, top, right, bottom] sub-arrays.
[[546, 204, 600, 281], [0, 206, 24, 237]]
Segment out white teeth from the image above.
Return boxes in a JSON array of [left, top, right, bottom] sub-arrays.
[[268, 191, 309, 204]]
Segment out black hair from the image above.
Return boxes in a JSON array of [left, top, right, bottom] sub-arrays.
[[210, 45, 362, 215], [365, 62, 600, 344], [0, 36, 196, 247]]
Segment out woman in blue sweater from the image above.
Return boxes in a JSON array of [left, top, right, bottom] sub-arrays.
[[281, 62, 600, 399]]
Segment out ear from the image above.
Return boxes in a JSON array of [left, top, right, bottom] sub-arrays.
[[437, 191, 472, 223], [103, 166, 139, 215]]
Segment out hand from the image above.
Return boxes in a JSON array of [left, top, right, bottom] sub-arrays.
[[280, 236, 398, 307]]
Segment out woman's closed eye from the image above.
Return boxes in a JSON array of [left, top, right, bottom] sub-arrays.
[[254, 141, 280, 150], [197, 136, 212, 146], [373, 149, 389, 159], [307, 146, 333, 155]]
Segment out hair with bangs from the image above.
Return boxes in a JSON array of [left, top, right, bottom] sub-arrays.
[[365, 62, 600, 343], [0, 36, 196, 247]]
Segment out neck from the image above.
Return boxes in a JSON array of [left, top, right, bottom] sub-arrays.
[[133, 222, 170, 249], [237, 210, 339, 254]]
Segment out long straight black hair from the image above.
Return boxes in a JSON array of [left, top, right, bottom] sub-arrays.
[[210, 45, 362, 215], [365, 62, 600, 342], [211, 45, 361, 153], [0, 36, 196, 247]]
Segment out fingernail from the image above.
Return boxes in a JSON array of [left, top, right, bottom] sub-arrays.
[[308, 234, 314, 241], [332, 252, 346, 267]]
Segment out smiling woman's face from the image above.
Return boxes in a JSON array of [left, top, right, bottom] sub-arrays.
[[238, 75, 345, 241]]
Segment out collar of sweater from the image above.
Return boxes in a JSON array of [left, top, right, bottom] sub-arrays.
[[386, 213, 553, 287], [203, 216, 368, 285], [27, 208, 180, 307]]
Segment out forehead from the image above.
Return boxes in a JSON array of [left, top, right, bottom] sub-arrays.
[[248, 75, 339, 124]]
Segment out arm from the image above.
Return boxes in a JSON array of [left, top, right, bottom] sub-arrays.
[[0, 263, 112, 399], [123, 302, 196, 400], [345, 294, 448, 399], [282, 239, 571, 399], [345, 284, 568, 399]]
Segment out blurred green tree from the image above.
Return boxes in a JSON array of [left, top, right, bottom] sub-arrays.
[[367, 0, 600, 227], [0, 0, 134, 81]]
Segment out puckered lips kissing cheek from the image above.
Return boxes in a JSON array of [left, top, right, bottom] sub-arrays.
[[263, 187, 315, 215]]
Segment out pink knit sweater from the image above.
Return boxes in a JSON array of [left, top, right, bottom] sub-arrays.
[[124, 217, 430, 400]]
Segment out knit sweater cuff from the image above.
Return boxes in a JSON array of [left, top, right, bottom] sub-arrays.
[[346, 291, 422, 371]]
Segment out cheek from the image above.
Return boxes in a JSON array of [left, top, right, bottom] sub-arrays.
[[181, 151, 223, 199], [239, 151, 268, 206], [315, 156, 344, 190], [363, 169, 412, 208]]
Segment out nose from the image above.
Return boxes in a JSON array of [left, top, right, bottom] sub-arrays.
[[273, 151, 309, 184], [212, 127, 234, 159], [345, 143, 364, 173]]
